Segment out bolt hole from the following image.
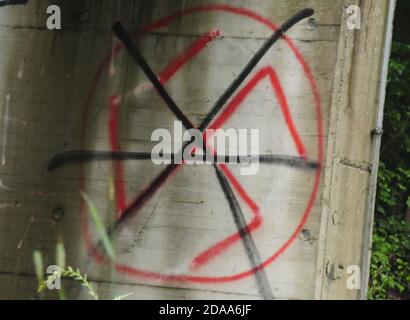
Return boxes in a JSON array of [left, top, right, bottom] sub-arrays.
[[299, 229, 312, 241], [305, 18, 317, 30]]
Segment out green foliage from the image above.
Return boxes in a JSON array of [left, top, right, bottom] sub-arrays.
[[38, 266, 99, 300], [80, 191, 116, 261], [33, 215, 128, 300], [33, 251, 44, 285], [369, 216, 410, 299], [37, 265, 133, 300], [368, 41, 410, 300], [376, 163, 410, 213]]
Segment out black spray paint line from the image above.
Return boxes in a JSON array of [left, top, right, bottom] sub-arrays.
[[214, 165, 274, 299], [112, 22, 194, 130], [107, 163, 179, 232], [47, 150, 319, 171], [197, 8, 314, 132], [90, 163, 180, 269], [112, 22, 216, 163], [0, 0, 28, 7]]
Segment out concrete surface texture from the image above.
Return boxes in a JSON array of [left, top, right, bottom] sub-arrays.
[[0, 0, 392, 299]]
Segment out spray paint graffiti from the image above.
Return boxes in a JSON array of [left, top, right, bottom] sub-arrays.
[[0, 0, 28, 7], [48, 5, 323, 295]]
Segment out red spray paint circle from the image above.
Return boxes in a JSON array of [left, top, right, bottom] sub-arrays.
[[79, 4, 323, 283]]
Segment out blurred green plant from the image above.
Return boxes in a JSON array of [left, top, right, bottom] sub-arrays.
[[38, 266, 99, 300], [368, 41, 410, 300], [32, 191, 131, 300], [369, 215, 410, 299], [33, 251, 44, 287], [37, 265, 133, 300], [80, 191, 116, 261]]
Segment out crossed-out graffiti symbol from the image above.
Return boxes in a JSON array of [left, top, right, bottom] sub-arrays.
[[48, 5, 323, 299]]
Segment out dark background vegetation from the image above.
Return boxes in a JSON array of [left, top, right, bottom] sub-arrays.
[[368, 39, 410, 300]]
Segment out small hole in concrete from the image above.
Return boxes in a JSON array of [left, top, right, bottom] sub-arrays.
[[80, 11, 91, 23], [52, 204, 64, 222]]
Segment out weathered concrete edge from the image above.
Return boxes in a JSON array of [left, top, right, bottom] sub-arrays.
[[314, 0, 395, 300]]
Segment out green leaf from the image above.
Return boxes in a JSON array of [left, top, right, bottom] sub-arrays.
[[113, 292, 135, 300], [397, 284, 405, 292], [56, 242, 66, 269], [33, 250, 44, 284], [80, 191, 115, 261]]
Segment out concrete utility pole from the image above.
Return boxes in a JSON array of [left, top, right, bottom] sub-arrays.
[[0, 0, 395, 300]]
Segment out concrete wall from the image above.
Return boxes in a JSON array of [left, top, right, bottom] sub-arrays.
[[0, 0, 393, 299]]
